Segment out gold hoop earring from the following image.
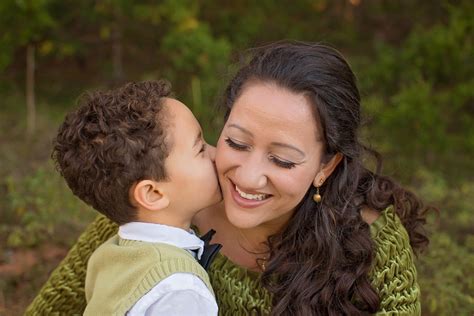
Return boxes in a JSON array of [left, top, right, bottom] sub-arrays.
[[313, 186, 321, 203]]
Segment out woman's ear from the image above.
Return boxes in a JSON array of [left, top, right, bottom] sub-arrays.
[[313, 153, 343, 187], [132, 180, 170, 211]]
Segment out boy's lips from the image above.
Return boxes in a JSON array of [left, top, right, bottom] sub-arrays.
[[228, 179, 272, 209]]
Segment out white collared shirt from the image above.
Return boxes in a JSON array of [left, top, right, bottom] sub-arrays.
[[118, 222, 218, 316]]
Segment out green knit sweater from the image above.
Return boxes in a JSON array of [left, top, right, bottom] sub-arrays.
[[25, 206, 420, 315], [84, 235, 213, 315]]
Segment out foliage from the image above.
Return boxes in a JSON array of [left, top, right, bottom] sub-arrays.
[[0, 97, 96, 250], [356, 3, 474, 313], [2, 163, 95, 248], [419, 231, 474, 314], [414, 169, 474, 315], [0, 0, 56, 70], [158, 1, 231, 141], [359, 0, 474, 181]]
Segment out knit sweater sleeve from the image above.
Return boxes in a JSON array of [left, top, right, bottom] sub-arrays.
[[25, 215, 117, 315], [369, 206, 421, 316]]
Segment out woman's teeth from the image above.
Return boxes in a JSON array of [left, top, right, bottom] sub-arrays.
[[235, 185, 268, 201]]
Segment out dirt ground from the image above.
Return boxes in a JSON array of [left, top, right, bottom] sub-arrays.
[[0, 244, 68, 315]]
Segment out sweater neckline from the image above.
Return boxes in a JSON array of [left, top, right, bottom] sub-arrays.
[[198, 206, 394, 279]]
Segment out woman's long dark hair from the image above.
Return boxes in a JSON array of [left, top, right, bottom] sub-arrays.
[[221, 41, 430, 315]]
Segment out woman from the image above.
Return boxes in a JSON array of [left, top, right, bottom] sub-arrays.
[[27, 42, 428, 315]]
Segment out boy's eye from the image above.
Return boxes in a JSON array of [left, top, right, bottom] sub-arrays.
[[225, 137, 249, 151], [269, 155, 296, 169], [199, 143, 206, 154]]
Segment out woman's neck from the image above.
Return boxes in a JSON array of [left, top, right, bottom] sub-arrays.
[[234, 226, 269, 255], [192, 203, 264, 271], [192, 201, 295, 271]]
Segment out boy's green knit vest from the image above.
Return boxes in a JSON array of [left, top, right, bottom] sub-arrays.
[[84, 235, 213, 316]]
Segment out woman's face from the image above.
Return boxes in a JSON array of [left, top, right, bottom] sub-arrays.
[[216, 82, 326, 231]]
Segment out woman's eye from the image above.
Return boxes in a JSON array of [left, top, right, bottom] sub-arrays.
[[269, 156, 296, 169], [225, 138, 249, 151]]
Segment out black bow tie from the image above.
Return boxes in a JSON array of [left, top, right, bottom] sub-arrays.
[[198, 229, 222, 271]]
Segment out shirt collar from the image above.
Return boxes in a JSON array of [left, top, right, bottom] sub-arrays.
[[118, 222, 204, 259]]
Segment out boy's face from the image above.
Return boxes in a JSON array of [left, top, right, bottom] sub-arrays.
[[162, 98, 222, 217]]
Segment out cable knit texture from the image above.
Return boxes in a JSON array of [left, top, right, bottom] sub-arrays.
[[25, 206, 420, 315], [369, 206, 421, 315]]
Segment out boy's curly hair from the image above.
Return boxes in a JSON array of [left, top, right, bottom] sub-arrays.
[[52, 80, 172, 225]]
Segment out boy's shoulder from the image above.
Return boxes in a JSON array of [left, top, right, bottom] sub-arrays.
[[89, 234, 197, 265], [85, 234, 212, 302]]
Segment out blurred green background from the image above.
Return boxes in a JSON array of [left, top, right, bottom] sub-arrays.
[[0, 0, 473, 315]]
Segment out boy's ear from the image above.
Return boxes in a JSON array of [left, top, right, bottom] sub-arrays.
[[313, 153, 343, 187], [133, 180, 169, 211]]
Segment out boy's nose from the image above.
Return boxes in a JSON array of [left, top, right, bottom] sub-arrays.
[[207, 145, 216, 161]]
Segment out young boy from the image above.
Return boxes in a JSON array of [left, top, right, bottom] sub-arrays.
[[52, 80, 222, 315]]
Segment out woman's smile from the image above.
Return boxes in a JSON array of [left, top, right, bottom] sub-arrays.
[[228, 178, 272, 209], [235, 185, 269, 201]]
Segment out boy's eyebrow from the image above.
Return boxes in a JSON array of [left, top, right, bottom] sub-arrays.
[[193, 130, 202, 148]]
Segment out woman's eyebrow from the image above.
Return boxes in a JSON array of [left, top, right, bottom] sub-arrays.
[[228, 124, 253, 136], [270, 142, 305, 158]]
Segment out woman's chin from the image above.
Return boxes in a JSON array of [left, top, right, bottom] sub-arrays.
[[224, 205, 263, 229]]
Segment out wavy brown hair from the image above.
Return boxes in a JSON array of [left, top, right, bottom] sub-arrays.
[[52, 80, 172, 225], [221, 42, 430, 315]]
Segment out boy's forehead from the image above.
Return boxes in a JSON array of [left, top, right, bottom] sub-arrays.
[[163, 97, 185, 108], [162, 97, 201, 138], [161, 98, 181, 123], [162, 97, 192, 119]]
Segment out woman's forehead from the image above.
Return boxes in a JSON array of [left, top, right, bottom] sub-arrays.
[[228, 83, 320, 140]]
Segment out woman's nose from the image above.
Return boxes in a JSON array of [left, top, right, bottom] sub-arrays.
[[234, 155, 267, 189]]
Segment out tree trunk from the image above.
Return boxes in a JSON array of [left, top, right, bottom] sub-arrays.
[[26, 44, 36, 137], [111, 24, 124, 84]]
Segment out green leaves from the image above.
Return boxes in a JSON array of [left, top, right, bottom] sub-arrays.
[[0, 0, 56, 69], [418, 232, 474, 315], [3, 163, 96, 248], [361, 0, 474, 180]]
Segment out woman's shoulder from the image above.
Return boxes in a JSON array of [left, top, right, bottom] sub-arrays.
[[369, 205, 410, 244], [369, 206, 421, 315], [369, 205, 415, 271], [25, 215, 118, 315]]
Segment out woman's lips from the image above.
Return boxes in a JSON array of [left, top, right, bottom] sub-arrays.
[[228, 180, 271, 209]]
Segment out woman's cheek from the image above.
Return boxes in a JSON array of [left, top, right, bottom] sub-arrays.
[[216, 147, 241, 173], [215, 138, 230, 166], [277, 170, 313, 197]]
